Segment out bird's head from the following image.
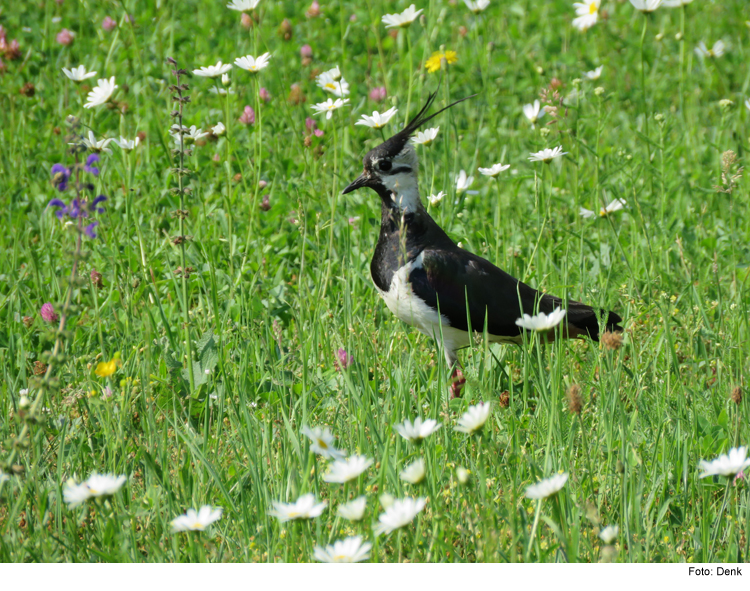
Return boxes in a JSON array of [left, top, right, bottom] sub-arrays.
[[342, 92, 474, 212]]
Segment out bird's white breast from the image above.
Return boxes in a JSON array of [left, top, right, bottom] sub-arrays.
[[375, 253, 471, 353]]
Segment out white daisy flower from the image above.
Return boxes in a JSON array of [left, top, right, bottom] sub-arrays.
[[382, 4, 423, 29], [428, 191, 446, 206], [355, 107, 398, 129], [374, 497, 426, 535], [629, 0, 662, 12], [528, 146, 567, 163], [455, 170, 474, 193], [301, 425, 346, 459], [463, 0, 490, 13], [320, 66, 342, 81], [171, 125, 209, 145], [572, 0, 600, 32], [193, 61, 232, 78], [63, 472, 127, 508], [580, 198, 626, 218], [0, 470, 9, 485], [268, 493, 327, 522], [114, 136, 140, 151], [170, 506, 223, 532], [455, 402, 492, 435], [234, 52, 272, 73], [209, 87, 235, 95], [699, 446, 750, 478], [76, 130, 115, 153], [63, 481, 92, 508], [412, 127, 440, 146], [585, 66, 603, 80], [337, 497, 367, 521], [311, 98, 349, 120], [478, 163, 511, 177], [599, 525, 619, 544], [526, 473, 569, 499], [661, 0, 693, 5], [695, 40, 726, 59], [515, 307, 567, 331], [316, 69, 350, 98], [83, 473, 127, 496], [322, 455, 373, 483], [456, 467, 471, 484], [227, 0, 260, 11], [523, 100, 545, 126], [212, 122, 226, 136], [313, 536, 372, 563], [394, 417, 441, 443], [400, 459, 426, 484], [62, 65, 97, 82], [83, 76, 118, 109]]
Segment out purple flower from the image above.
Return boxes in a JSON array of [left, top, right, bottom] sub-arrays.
[[47, 195, 106, 234], [260, 194, 271, 211], [48, 198, 68, 219], [300, 44, 313, 58], [84, 153, 100, 176], [40, 303, 58, 324], [51, 164, 71, 191], [84, 222, 99, 239], [102, 16, 117, 32], [259, 87, 271, 103], [91, 195, 107, 213], [239, 105, 255, 125], [335, 348, 353, 371], [369, 86, 387, 102]]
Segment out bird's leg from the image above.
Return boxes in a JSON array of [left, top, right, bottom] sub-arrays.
[[450, 366, 466, 398], [445, 350, 465, 398]]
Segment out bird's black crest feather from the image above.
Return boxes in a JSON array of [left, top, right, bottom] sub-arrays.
[[370, 92, 477, 160]]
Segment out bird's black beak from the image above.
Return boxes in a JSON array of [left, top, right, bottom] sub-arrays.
[[342, 171, 368, 195]]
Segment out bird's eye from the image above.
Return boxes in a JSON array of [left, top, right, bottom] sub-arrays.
[[378, 160, 392, 172]]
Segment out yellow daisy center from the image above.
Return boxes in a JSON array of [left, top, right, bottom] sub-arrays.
[[317, 439, 329, 448], [589, 2, 597, 14]]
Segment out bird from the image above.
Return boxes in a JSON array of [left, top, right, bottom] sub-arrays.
[[342, 92, 623, 397]]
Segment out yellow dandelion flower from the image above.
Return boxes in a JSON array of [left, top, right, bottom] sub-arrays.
[[95, 352, 121, 378], [425, 50, 458, 73]]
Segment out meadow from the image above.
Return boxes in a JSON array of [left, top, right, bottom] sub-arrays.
[[0, 0, 748, 563]]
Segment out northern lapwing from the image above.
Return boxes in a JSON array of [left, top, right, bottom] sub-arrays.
[[343, 93, 623, 397]]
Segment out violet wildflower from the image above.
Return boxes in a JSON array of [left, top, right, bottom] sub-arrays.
[[369, 86, 387, 102], [84, 154, 100, 176], [51, 164, 71, 191], [102, 17, 117, 32], [48, 195, 107, 225], [260, 195, 271, 211], [335, 348, 353, 371], [300, 44, 313, 58], [40, 303, 59, 324], [56, 29, 75, 46], [84, 222, 99, 239], [239, 105, 255, 125], [259, 87, 271, 102]]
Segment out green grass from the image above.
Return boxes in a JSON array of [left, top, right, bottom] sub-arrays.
[[0, 0, 748, 563]]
